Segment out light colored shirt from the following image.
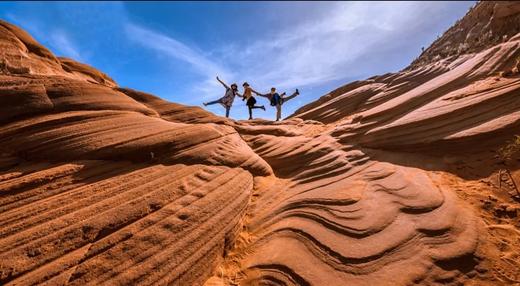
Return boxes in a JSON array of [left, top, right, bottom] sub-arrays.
[[221, 88, 236, 107]]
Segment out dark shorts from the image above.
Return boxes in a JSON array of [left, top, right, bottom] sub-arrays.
[[246, 96, 257, 106]]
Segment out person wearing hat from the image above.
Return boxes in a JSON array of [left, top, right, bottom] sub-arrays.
[[241, 82, 265, 120], [254, 87, 299, 121], [203, 76, 239, 118]]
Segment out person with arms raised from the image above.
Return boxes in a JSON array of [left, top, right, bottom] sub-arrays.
[[203, 76, 239, 118], [254, 87, 299, 121]]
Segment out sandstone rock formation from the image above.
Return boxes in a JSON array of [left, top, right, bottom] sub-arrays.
[[409, 1, 520, 69], [0, 19, 268, 285], [1, 2, 520, 286]]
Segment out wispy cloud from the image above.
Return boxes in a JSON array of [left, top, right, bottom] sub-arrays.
[[125, 23, 226, 76], [214, 1, 460, 91], [5, 13, 84, 61], [4, 1, 471, 119], [119, 1, 471, 113], [125, 22, 233, 101], [48, 30, 83, 61]]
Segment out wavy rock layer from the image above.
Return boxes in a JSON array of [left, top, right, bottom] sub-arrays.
[[242, 166, 478, 285], [0, 161, 252, 285], [229, 2, 520, 285], [0, 17, 268, 286], [229, 122, 480, 285], [291, 35, 520, 152]]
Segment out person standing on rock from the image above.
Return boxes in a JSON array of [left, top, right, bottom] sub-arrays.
[[240, 82, 265, 120], [203, 76, 239, 118], [254, 87, 299, 121]]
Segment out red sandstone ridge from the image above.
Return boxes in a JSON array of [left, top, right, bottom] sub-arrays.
[[0, 18, 270, 286], [289, 1, 520, 153], [1, 2, 520, 286]]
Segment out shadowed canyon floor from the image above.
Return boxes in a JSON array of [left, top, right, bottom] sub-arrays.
[[1, 2, 520, 285]]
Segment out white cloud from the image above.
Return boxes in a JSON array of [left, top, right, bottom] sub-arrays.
[[5, 13, 84, 61], [211, 1, 434, 118], [125, 23, 224, 76], [125, 23, 234, 101], [48, 30, 83, 61], [121, 1, 472, 109], [212, 1, 470, 93]]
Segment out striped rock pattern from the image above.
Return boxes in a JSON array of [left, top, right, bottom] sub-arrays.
[[232, 122, 480, 285], [0, 161, 253, 285]]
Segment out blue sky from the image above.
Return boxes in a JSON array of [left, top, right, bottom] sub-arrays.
[[0, 1, 475, 120]]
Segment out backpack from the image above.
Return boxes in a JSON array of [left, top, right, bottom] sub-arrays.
[[270, 93, 281, 106]]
